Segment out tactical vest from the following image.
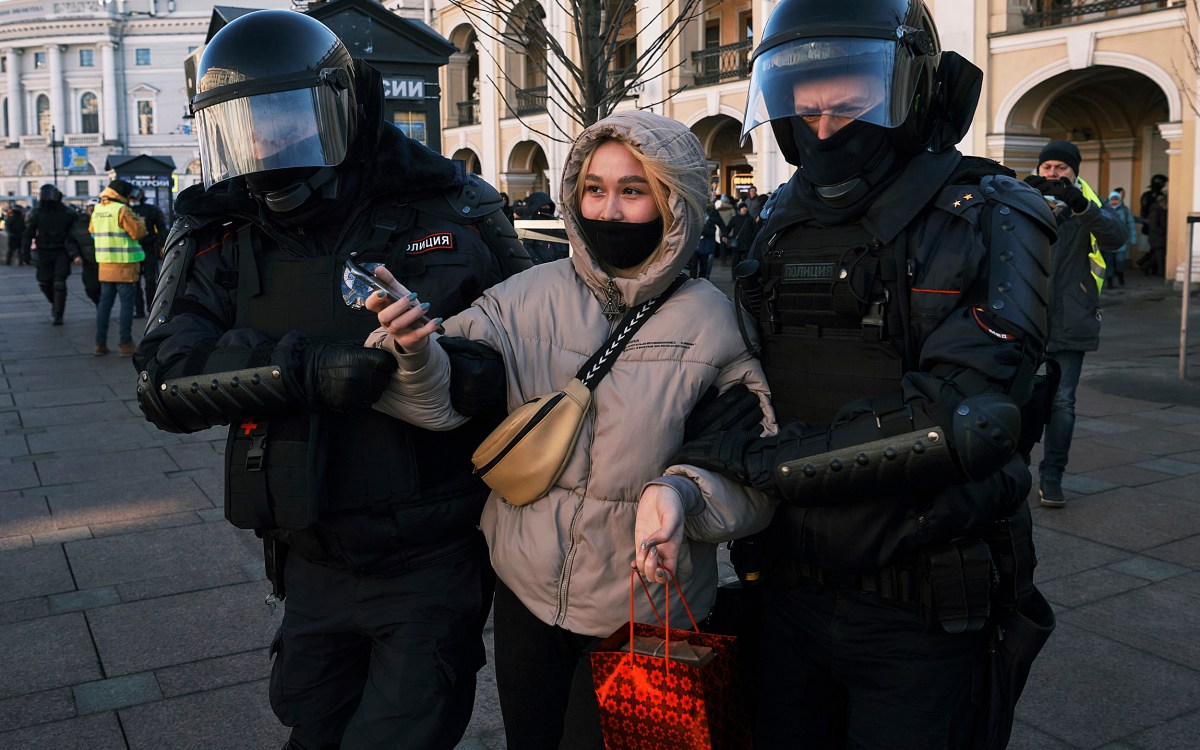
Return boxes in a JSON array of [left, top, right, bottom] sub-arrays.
[[92, 201, 145, 264], [223, 212, 493, 545], [757, 220, 907, 425]]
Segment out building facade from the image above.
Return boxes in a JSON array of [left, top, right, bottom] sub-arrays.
[[0, 0, 289, 212], [429, 0, 1199, 278]]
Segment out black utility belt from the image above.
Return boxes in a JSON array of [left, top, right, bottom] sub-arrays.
[[787, 536, 995, 635]]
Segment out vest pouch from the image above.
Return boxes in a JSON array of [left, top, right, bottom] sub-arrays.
[[763, 332, 902, 425], [471, 378, 591, 506], [225, 412, 323, 531]]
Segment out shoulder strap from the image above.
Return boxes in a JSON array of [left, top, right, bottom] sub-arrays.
[[575, 274, 687, 389]]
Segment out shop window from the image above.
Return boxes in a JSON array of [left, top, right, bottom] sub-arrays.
[[393, 111, 427, 145]]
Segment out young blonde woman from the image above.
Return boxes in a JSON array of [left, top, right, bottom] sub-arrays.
[[365, 111, 776, 749]]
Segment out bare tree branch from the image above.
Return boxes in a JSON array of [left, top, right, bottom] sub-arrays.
[[448, 0, 708, 132]]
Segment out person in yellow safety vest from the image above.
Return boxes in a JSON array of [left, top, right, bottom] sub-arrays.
[[1023, 140, 1128, 508], [90, 179, 146, 357]]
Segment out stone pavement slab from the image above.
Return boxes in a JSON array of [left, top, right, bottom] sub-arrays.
[[119, 680, 288, 750], [1031, 486, 1200, 551], [0, 613, 103, 700], [0, 712, 128, 750], [0, 544, 74, 603]]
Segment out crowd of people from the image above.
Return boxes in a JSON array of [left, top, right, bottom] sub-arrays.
[[0, 1, 1138, 748], [2, 181, 167, 356]]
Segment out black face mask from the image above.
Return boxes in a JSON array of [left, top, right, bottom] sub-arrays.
[[791, 118, 899, 208], [577, 216, 664, 270]]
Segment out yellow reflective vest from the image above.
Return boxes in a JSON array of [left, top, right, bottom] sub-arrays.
[[92, 200, 144, 264]]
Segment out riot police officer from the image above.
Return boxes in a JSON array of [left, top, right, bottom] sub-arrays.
[[682, 1, 1056, 746], [134, 11, 531, 749], [23, 184, 79, 325]]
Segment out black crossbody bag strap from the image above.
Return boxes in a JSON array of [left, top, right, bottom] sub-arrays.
[[575, 274, 687, 389]]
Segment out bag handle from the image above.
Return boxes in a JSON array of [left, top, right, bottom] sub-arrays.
[[627, 567, 701, 672], [576, 274, 687, 389]]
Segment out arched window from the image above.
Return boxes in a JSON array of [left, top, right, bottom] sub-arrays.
[[80, 92, 99, 134], [36, 94, 50, 136]]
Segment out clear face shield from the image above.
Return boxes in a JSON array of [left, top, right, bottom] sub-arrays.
[[194, 71, 352, 188], [741, 37, 919, 142]]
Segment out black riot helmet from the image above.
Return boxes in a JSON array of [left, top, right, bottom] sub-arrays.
[[38, 184, 63, 203], [742, 0, 948, 207], [191, 10, 358, 211]]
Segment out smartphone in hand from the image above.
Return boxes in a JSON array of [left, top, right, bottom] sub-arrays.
[[344, 255, 441, 330]]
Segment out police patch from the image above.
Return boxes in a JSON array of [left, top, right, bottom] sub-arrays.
[[406, 233, 455, 255], [783, 262, 835, 281]]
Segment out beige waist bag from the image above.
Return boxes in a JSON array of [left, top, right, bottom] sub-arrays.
[[470, 274, 687, 507]]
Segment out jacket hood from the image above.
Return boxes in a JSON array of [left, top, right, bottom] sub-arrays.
[[561, 111, 707, 308], [98, 186, 129, 204]]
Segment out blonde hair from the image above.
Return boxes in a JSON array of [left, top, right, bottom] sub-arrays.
[[574, 136, 705, 242]]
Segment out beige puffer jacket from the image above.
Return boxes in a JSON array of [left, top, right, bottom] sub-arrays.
[[370, 111, 777, 637]]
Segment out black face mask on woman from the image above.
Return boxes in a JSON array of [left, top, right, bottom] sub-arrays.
[[577, 215, 664, 269]]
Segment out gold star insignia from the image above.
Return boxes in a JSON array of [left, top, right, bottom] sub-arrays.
[[953, 200, 962, 208], [963, 193, 974, 200]]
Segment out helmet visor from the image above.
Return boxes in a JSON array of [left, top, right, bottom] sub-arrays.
[[742, 37, 919, 141], [195, 84, 350, 188]]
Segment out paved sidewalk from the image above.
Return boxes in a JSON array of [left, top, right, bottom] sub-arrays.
[[1, 259, 1197, 749]]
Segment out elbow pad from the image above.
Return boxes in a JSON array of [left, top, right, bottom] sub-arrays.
[[137, 362, 294, 434], [773, 394, 1021, 505]]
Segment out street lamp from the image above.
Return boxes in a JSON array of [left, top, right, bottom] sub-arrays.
[[50, 125, 61, 192]]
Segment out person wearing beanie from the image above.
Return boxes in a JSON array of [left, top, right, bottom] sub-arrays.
[[1022, 140, 1128, 507], [90, 178, 147, 356]]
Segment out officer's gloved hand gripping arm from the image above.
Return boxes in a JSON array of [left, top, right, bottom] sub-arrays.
[[681, 195, 1052, 506], [135, 239, 397, 434]]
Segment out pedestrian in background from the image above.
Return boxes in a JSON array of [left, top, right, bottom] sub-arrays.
[[91, 179, 146, 356], [23, 185, 80, 326], [1024, 139, 1128, 507], [1102, 189, 1136, 287], [1138, 174, 1167, 275], [129, 187, 167, 319], [4, 205, 25, 265], [366, 110, 775, 750]]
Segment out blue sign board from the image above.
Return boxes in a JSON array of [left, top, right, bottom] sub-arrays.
[[63, 146, 89, 172]]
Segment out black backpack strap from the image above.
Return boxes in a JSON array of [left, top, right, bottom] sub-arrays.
[[575, 274, 687, 389]]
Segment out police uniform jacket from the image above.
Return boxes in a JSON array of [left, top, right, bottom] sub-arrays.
[[136, 124, 520, 572]]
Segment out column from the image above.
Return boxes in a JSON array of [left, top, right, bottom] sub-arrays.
[[100, 42, 118, 144], [1156, 121, 1190, 282], [5, 48, 23, 145], [477, 39, 500, 186], [637, 0, 664, 115], [47, 44, 65, 138]]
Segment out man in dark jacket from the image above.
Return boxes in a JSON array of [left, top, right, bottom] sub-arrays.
[[128, 187, 167, 319], [5, 205, 25, 265], [23, 185, 80, 325], [1137, 174, 1167, 275], [133, 12, 531, 749], [1023, 140, 1129, 507], [70, 202, 100, 305], [680, 2, 1058, 746]]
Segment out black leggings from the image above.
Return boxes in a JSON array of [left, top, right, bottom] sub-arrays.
[[492, 579, 606, 750]]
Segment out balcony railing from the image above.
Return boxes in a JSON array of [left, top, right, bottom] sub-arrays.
[[1022, 0, 1168, 28], [691, 40, 752, 87], [456, 99, 481, 126], [515, 86, 547, 115]]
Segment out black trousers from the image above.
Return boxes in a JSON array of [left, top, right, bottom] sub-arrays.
[[35, 248, 71, 302], [271, 537, 494, 750], [137, 250, 160, 314], [492, 579, 606, 750], [754, 580, 986, 750]]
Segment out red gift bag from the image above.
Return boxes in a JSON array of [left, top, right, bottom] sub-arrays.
[[590, 570, 751, 750]]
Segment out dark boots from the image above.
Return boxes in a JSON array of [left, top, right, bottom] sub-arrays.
[[52, 285, 66, 325]]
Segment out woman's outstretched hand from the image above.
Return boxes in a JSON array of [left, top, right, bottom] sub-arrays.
[[634, 484, 685, 584], [364, 265, 441, 353]]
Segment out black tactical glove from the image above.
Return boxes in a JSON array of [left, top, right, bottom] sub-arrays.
[[675, 422, 816, 496], [684, 384, 764, 442], [441, 336, 506, 417], [274, 332, 397, 413], [1024, 175, 1090, 214], [303, 344, 397, 412]]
